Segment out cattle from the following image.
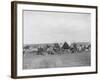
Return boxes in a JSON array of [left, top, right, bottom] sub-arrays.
[[37, 47, 44, 55], [46, 47, 55, 55], [23, 42, 91, 56]]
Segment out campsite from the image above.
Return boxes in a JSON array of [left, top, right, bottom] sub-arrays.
[[23, 42, 91, 69]]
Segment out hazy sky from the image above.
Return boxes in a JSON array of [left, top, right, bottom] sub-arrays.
[[23, 10, 91, 44]]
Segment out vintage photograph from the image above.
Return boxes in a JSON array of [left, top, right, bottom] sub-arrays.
[[11, 1, 97, 78], [23, 10, 91, 69]]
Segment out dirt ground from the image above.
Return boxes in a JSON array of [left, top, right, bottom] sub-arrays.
[[23, 52, 91, 69]]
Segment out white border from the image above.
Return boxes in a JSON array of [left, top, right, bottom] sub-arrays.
[[17, 3, 96, 76]]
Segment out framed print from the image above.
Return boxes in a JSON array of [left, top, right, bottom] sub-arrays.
[[11, 1, 98, 78]]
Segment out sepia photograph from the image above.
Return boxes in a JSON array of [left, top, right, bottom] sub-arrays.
[[23, 10, 91, 69]]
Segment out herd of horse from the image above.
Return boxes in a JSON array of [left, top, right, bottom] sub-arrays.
[[23, 42, 91, 56]]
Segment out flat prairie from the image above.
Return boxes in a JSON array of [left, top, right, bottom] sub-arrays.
[[23, 52, 91, 69]]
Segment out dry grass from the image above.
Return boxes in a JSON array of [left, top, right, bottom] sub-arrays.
[[23, 52, 91, 69]]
